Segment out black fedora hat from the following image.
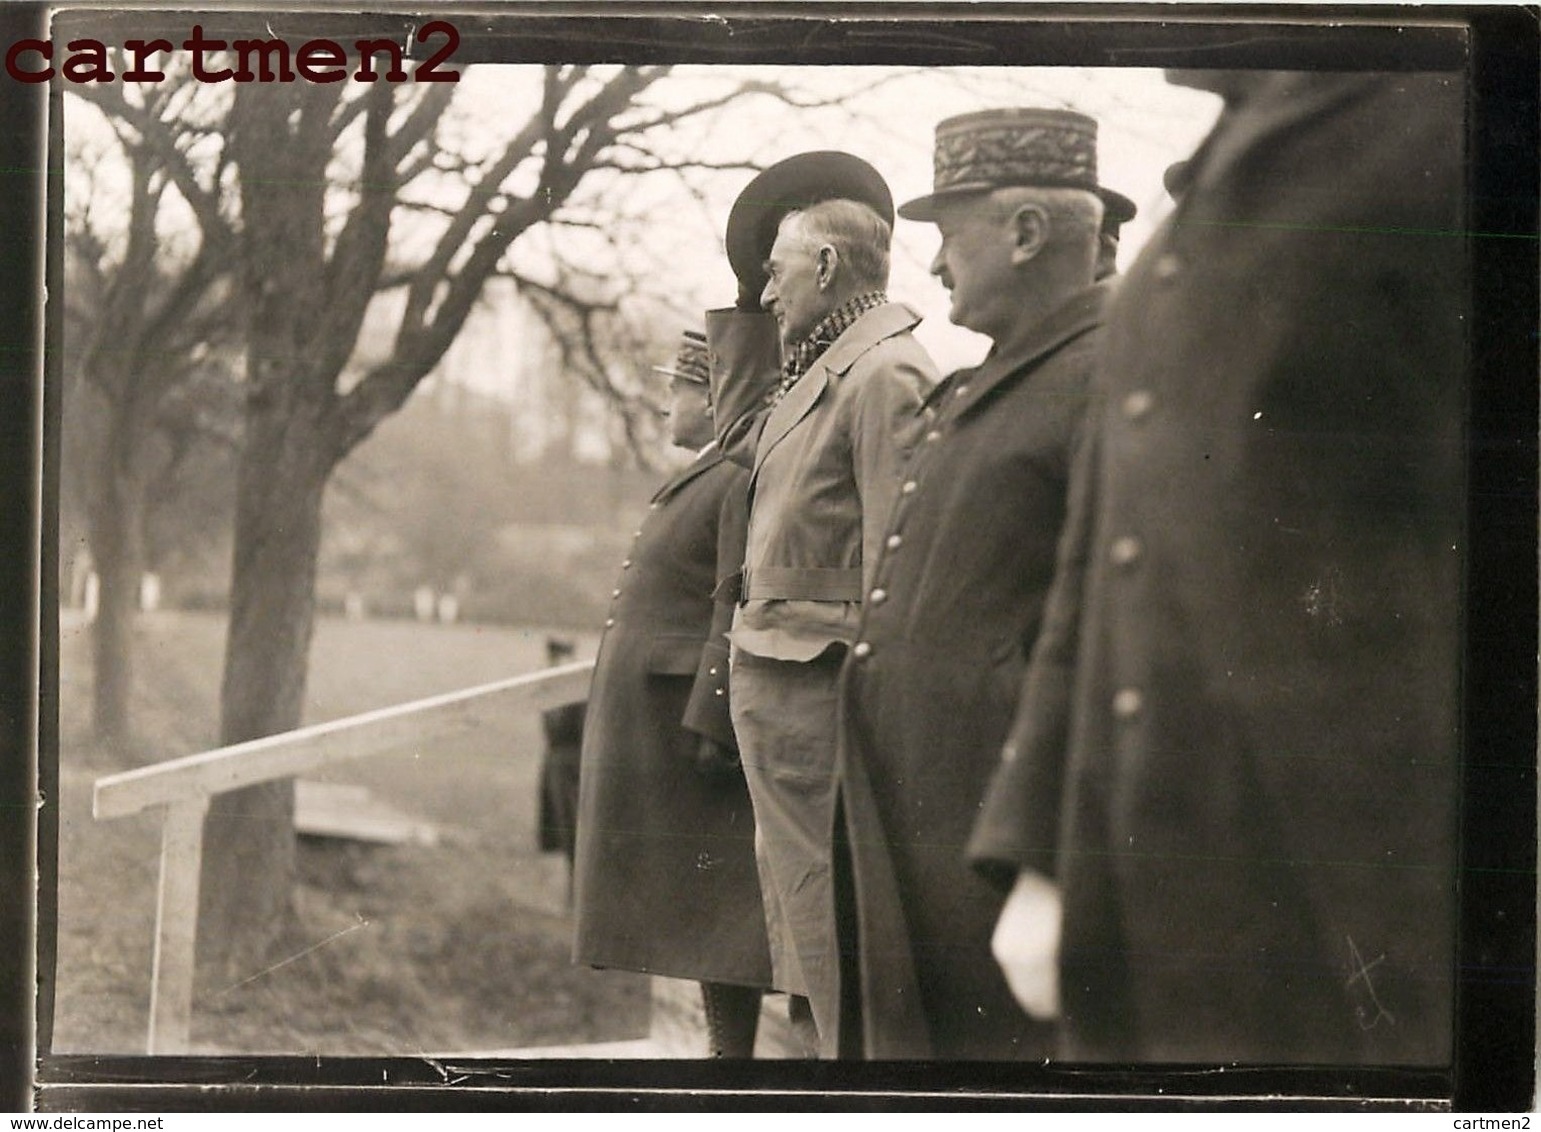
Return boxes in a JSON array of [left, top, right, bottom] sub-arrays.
[[725, 151, 894, 298]]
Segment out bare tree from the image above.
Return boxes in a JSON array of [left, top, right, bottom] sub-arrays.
[[84, 59, 844, 990], [64, 75, 242, 744]]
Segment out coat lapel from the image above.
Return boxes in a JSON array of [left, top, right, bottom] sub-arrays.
[[751, 302, 923, 478], [755, 365, 827, 467], [652, 445, 725, 505]]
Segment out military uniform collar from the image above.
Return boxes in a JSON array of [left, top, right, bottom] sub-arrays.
[[952, 277, 1112, 406], [1176, 74, 1383, 206], [651, 442, 725, 503]]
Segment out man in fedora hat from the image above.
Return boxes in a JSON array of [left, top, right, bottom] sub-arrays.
[[705, 151, 939, 1055], [830, 108, 1132, 1059], [969, 71, 1466, 1065], [571, 329, 772, 1058]]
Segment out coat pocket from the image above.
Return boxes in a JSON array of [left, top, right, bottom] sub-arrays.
[[645, 634, 704, 675]]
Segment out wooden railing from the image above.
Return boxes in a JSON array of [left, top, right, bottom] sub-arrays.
[[91, 660, 596, 1055]]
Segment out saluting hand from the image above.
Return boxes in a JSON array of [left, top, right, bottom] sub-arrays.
[[992, 868, 1063, 1019], [735, 278, 764, 314]]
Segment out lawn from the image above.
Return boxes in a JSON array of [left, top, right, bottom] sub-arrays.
[[45, 609, 651, 1057]]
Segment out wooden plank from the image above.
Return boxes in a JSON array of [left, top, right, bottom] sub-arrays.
[[146, 797, 207, 1055], [294, 780, 440, 846], [93, 660, 593, 821]]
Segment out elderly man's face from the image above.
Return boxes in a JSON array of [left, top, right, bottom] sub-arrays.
[[761, 214, 834, 348], [928, 195, 1018, 342]]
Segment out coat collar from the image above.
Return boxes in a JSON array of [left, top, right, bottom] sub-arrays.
[[651, 442, 726, 504], [942, 278, 1112, 415], [755, 301, 923, 467], [1174, 73, 1380, 208], [814, 301, 923, 376]]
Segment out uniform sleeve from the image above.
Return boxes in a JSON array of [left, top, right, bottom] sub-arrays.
[[705, 308, 782, 471], [681, 468, 749, 749], [849, 339, 933, 597], [967, 390, 1102, 889]]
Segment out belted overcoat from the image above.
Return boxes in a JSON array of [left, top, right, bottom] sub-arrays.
[[571, 446, 773, 989]]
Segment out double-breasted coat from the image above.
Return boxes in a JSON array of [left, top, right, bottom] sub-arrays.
[[836, 281, 1108, 1060], [968, 72, 1467, 1065], [571, 446, 773, 989]]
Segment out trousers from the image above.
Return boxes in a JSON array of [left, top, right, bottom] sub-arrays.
[[729, 643, 844, 1055]]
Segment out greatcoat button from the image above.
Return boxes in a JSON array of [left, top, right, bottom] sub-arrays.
[[852, 642, 872, 659], [1121, 390, 1154, 421], [901, 480, 917, 495], [886, 534, 903, 550], [1110, 536, 1143, 567], [869, 588, 887, 604], [1112, 688, 1144, 719], [1153, 253, 1182, 280]]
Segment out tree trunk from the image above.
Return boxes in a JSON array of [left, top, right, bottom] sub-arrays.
[[86, 425, 150, 745], [194, 400, 332, 995], [194, 80, 345, 996]]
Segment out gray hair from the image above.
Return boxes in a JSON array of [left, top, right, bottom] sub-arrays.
[[781, 198, 892, 290], [987, 185, 1104, 254]]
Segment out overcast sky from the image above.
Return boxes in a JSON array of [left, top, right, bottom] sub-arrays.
[[65, 61, 1225, 441], [448, 63, 1224, 375]]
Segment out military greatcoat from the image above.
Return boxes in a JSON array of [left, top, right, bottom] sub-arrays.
[[836, 281, 1108, 1060], [968, 73, 1467, 1065], [571, 447, 772, 989]]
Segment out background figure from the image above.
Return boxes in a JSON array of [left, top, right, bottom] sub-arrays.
[[1095, 187, 1136, 281], [537, 635, 584, 894], [970, 71, 1467, 1065], [571, 330, 771, 1058], [708, 152, 940, 1055], [834, 109, 1124, 1059]]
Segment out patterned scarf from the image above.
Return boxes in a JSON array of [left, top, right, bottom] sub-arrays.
[[778, 291, 889, 398]]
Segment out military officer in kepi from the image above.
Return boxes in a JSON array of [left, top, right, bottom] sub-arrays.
[[705, 151, 940, 1056], [831, 108, 1127, 1059], [571, 330, 772, 1059]]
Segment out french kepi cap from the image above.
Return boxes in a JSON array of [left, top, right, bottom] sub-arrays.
[[651, 329, 710, 385], [899, 108, 1134, 227], [725, 151, 894, 298]]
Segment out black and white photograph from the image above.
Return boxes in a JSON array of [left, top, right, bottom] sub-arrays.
[[10, 0, 1537, 1114]]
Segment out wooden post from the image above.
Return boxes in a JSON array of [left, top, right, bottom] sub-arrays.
[[146, 797, 208, 1055]]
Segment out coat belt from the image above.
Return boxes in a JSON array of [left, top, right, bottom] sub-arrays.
[[740, 566, 862, 603]]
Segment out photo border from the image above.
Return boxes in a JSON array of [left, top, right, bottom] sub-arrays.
[[10, 0, 1538, 1113]]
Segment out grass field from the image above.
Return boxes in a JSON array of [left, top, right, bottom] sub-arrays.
[[46, 609, 651, 1057]]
